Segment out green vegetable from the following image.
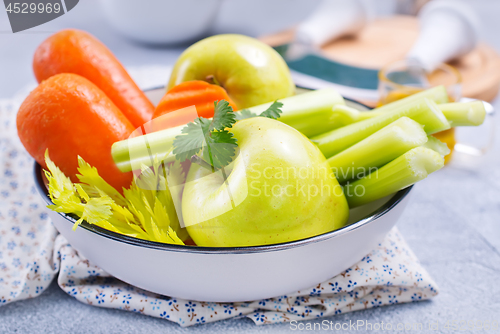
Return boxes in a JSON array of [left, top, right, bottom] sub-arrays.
[[173, 100, 283, 170], [113, 100, 284, 173], [234, 101, 284, 122], [338, 86, 448, 125], [44, 150, 187, 244], [316, 104, 373, 131], [330, 101, 487, 128], [112, 126, 181, 173], [423, 135, 451, 157], [234, 101, 284, 121], [111, 87, 457, 173], [439, 101, 486, 127], [344, 147, 444, 207], [112, 90, 342, 172], [328, 117, 428, 183], [243, 88, 345, 137], [375, 85, 449, 112], [173, 100, 238, 171], [235, 108, 258, 121], [241, 101, 284, 120], [312, 98, 450, 158], [329, 105, 367, 128]]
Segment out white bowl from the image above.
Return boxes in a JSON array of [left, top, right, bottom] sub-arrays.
[[34, 90, 413, 302], [98, 0, 321, 45], [210, 0, 320, 37], [99, 0, 222, 45]]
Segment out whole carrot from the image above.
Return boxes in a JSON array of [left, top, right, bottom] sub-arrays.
[[33, 29, 153, 128], [17, 73, 134, 191]]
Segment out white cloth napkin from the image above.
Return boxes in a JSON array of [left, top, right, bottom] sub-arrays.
[[0, 67, 438, 327]]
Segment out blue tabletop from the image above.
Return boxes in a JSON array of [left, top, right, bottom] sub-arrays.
[[1, 0, 500, 333]]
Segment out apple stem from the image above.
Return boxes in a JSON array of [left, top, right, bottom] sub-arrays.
[[205, 75, 222, 87], [190, 155, 214, 172]]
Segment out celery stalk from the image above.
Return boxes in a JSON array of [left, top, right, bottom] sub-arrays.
[[245, 88, 345, 137], [112, 126, 181, 172], [374, 85, 449, 113], [341, 101, 487, 127], [312, 98, 450, 158], [328, 105, 364, 129], [112, 89, 345, 172], [328, 117, 427, 183], [344, 147, 444, 207], [439, 101, 486, 127], [423, 135, 450, 157]]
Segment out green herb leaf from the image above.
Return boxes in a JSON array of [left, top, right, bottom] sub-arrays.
[[172, 100, 238, 170], [260, 101, 283, 120], [235, 102, 284, 121], [172, 117, 211, 162], [211, 100, 236, 131], [235, 109, 258, 121], [202, 131, 237, 170]]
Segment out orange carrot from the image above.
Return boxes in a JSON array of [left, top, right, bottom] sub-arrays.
[[33, 29, 154, 128], [17, 73, 134, 191], [152, 81, 238, 128]]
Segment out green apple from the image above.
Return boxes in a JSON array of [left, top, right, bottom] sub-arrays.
[[168, 34, 295, 109], [181, 117, 349, 247]]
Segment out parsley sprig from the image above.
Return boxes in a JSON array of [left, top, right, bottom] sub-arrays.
[[172, 100, 283, 170], [235, 101, 284, 121]]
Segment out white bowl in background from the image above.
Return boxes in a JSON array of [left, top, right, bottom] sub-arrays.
[[98, 0, 321, 45], [210, 0, 320, 37], [98, 0, 222, 44]]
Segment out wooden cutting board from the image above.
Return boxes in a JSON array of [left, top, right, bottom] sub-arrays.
[[260, 15, 500, 103]]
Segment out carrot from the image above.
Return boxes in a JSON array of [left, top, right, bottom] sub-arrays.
[[33, 29, 154, 128], [152, 81, 238, 128], [17, 73, 134, 191]]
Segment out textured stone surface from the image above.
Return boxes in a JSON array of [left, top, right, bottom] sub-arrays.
[[1, 0, 499, 332]]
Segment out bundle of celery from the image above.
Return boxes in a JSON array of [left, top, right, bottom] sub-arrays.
[[111, 86, 452, 172], [312, 88, 484, 207], [110, 85, 486, 210], [45, 86, 487, 245], [111, 88, 345, 173]]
